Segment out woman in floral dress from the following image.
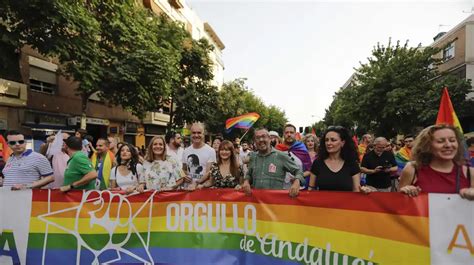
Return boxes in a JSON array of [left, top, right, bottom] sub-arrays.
[[142, 136, 183, 191]]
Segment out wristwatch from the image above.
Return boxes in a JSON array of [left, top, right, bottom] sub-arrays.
[[70, 184, 76, 189]]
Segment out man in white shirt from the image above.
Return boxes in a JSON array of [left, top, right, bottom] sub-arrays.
[[166, 130, 184, 166], [2, 130, 54, 189], [182, 123, 216, 186]]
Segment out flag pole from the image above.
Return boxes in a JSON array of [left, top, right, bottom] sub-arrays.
[[240, 126, 253, 141]]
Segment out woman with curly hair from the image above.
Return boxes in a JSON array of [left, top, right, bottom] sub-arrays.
[[399, 124, 474, 200], [110, 143, 145, 194], [308, 126, 362, 192]]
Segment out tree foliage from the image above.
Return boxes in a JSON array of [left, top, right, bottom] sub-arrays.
[[0, 0, 218, 126], [171, 38, 218, 128], [323, 40, 473, 137], [207, 78, 288, 139]]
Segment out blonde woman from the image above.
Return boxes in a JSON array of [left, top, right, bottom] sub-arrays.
[[142, 136, 183, 191], [303, 134, 319, 163]]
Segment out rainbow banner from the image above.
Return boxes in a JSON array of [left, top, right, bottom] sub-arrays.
[[225, 112, 260, 132], [0, 189, 472, 264]]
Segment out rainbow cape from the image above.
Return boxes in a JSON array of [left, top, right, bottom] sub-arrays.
[[436, 87, 463, 133], [276, 141, 312, 171], [91, 150, 115, 189], [225, 113, 260, 132]]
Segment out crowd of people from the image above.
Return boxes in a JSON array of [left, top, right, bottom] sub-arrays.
[[1, 122, 473, 200]]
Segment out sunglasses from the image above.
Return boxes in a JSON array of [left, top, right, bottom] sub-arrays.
[[327, 125, 344, 130], [8, 140, 25, 145]]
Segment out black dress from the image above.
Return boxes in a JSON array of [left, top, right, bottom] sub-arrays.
[[310, 159, 360, 191]]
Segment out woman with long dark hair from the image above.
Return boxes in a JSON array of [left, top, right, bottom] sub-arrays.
[[191, 140, 243, 190], [308, 126, 361, 192], [110, 143, 145, 194]]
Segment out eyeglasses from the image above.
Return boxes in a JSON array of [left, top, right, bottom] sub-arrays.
[[255, 135, 269, 140], [8, 140, 25, 145]]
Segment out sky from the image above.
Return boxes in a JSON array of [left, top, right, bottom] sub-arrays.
[[187, 0, 474, 128]]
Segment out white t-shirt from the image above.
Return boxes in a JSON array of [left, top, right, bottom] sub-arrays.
[[283, 151, 303, 189], [182, 144, 216, 181], [109, 164, 144, 190], [167, 146, 184, 166]]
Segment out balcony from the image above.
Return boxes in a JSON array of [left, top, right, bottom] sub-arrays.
[[168, 0, 184, 9], [0, 78, 27, 107], [143, 111, 170, 126]]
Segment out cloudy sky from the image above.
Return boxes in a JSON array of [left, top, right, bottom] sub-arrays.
[[188, 0, 473, 127]]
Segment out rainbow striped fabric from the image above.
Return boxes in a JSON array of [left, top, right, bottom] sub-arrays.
[[395, 146, 411, 171], [26, 189, 430, 264], [225, 112, 260, 132]]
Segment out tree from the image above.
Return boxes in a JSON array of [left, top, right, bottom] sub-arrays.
[[170, 38, 218, 129], [323, 39, 473, 137], [1, 0, 186, 128], [207, 78, 287, 140]]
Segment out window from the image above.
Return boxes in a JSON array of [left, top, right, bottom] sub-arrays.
[[29, 66, 57, 94], [30, 65, 56, 94], [443, 42, 455, 61]]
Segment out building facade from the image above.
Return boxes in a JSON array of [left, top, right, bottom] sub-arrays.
[[0, 0, 225, 150], [431, 14, 474, 131]]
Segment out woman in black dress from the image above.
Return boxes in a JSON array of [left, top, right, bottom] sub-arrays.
[[308, 126, 361, 192]]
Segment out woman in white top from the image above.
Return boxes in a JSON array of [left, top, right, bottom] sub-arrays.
[[110, 143, 145, 194], [143, 136, 183, 191]]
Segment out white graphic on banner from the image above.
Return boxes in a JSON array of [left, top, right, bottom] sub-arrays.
[[37, 190, 156, 265], [429, 194, 474, 265], [0, 189, 32, 265]]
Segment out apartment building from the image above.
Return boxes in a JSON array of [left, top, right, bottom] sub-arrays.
[[431, 14, 474, 131], [0, 0, 225, 150]]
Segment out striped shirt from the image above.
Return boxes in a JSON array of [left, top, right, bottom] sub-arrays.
[[2, 150, 54, 187]]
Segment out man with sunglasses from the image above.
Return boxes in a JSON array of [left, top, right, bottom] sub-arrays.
[[2, 130, 54, 190]]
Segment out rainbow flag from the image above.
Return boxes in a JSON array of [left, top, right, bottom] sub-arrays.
[[436, 87, 463, 133], [26, 189, 430, 264], [225, 112, 260, 132], [0, 134, 12, 161], [395, 146, 411, 172]]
